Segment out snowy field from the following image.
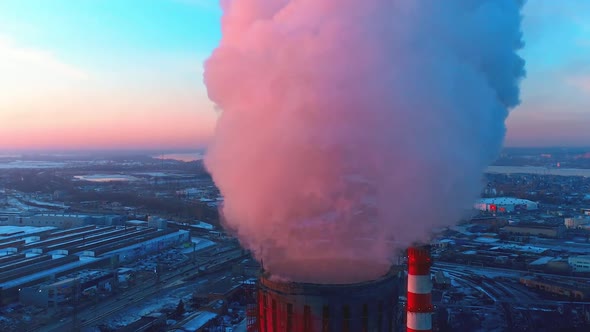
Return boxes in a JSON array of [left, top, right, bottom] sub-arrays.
[[0, 225, 55, 239], [0, 161, 68, 169], [4, 196, 67, 212], [104, 284, 194, 329], [74, 174, 140, 182], [153, 152, 204, 162], [180, 237, 216, 254], [487, 165, 590, 177]]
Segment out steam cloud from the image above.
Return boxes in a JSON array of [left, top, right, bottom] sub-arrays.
[[204, 0, 525, 283]]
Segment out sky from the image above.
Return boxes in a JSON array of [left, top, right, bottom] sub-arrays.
[[0, 0, 588, 151]]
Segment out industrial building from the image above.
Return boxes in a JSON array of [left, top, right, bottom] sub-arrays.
[[0, 224, 189, 305], [0, 212, 22, 224], [520, 276, 590, 300], [20, 269, 117, 307], [568, 256, 590, 273], [474, 197, 538, 213], [564, 217, 590, 229], [500, 224, 565, 239], [255, 266, 401, 332], [0, 213, 123, 228]]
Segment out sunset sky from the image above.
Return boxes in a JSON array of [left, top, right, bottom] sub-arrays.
[[0, 0, 589, 151]]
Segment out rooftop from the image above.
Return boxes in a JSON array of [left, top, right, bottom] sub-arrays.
[[476, 197, 537, 205]]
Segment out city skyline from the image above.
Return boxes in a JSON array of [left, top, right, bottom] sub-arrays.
[[0, 0, 589, 151]]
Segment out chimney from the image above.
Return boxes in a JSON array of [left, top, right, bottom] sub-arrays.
[[407, 245, 433, 332]]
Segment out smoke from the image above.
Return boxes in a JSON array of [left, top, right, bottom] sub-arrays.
[[204, 0, 525, 283]]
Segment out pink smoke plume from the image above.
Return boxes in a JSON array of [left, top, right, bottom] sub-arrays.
[[204, 0, 525, 283]]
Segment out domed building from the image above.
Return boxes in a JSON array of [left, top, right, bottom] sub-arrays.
[[474, 197, 538, 213]]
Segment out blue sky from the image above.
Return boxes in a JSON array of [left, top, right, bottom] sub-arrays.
[[0, 0, 221, 150], [510, 0, 590, 146], [0, 0, 588, 150]]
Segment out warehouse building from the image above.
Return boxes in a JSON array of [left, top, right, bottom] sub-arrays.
[[500, 224, 565, 239], [0, 225, 189, 305], [568, 256, 590, 273]]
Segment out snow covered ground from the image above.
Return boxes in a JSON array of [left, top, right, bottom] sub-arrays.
[[5, 197, 34, 212], [182, 311, 217, 331], [73, 174, 140, 182], [435, 263, 523, 279], [0, 226, 55, 239], [133, 172, 184, 177], [0, 161, 68, 169], [3, 196, 67, 212], [180, 237, 216, 254], [153, 152, 204, 162], [486, 165, 590, 177], [26, 199, 68, 209], [105, 284, 194, 329]]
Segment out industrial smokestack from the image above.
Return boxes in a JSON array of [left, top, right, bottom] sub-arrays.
[[204, 0, 525, 283], [407, 245, 433, 332], [257, 267, 400, 332]]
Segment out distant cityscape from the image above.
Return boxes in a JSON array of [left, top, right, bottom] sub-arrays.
[[0, 151, 254, 331], [0, 148, 588, 331]]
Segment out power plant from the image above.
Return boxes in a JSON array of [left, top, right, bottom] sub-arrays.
[[247, 246, 432, 332], [256, 267, 401, 331]]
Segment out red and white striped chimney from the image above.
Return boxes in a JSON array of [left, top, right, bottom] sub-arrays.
[[407, 245, 433, 332]]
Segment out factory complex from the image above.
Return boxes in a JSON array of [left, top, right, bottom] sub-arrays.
[[0, 224, 189, 306]]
